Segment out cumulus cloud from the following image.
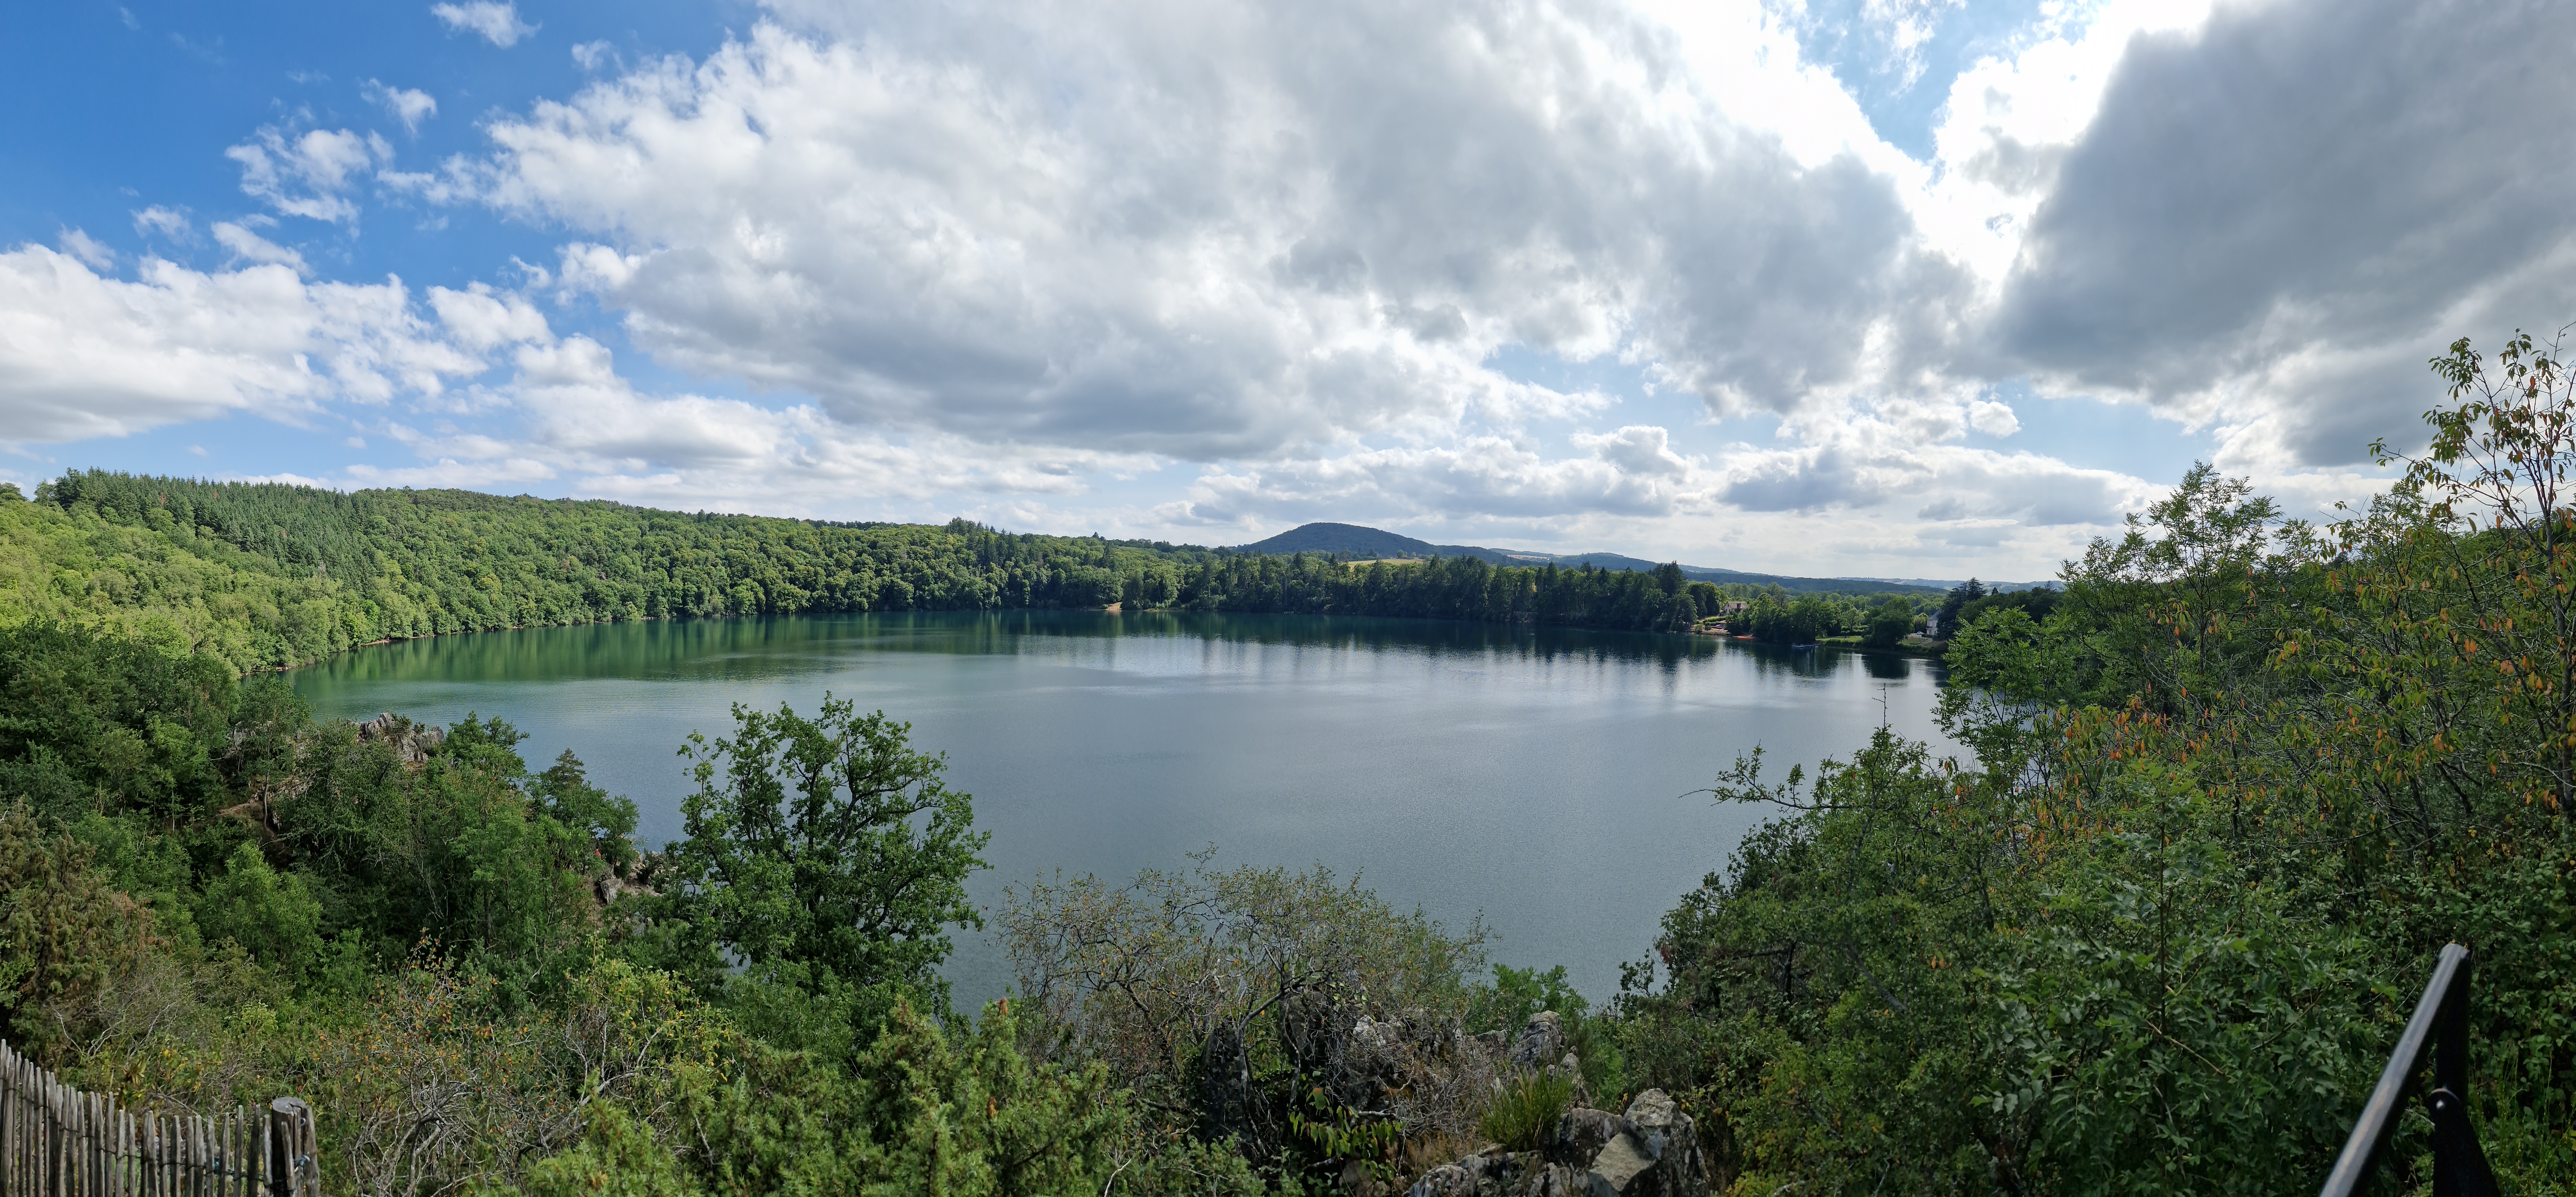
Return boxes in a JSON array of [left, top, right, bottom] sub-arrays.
[[363, 80, 438, 133], [428, 6, 1966, 462], [318, 334, 1163, 513], [210, 221, 306, 271], [226, 126, 388, 222], [570, 40, 618, 72], [0, 245, 531, 442], [131, 206, 191, 240], [431, 1, 535, 48], [56, 229, 114, 272], [1987, 0, 2576, 470], [428, 283, 553, 353], [1164, 427, 1718, 534]]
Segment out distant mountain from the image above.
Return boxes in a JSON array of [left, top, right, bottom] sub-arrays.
[[1230, 522, 1459, 558], [1227, 523, 1945, 596]]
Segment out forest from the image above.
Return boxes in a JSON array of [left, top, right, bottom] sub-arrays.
[[0, 472, 1928, 674], [4, 331, 2573, 1195]]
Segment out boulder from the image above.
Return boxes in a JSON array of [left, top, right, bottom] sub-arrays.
[[1508, 1011, 1565, 1070], [1404, 1089, 1708, 1197]]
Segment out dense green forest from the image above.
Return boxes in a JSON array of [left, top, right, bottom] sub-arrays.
[[0, 471, 1925, 673], [9, 333, 2574, 1195]]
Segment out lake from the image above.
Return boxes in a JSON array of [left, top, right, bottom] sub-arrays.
[[289, 611, 1955, 1004]]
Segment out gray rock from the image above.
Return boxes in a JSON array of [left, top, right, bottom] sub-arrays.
[[1405, 1089, 1709, 1197], [1509, 1011, 1565, 1070], [1409, 1163, 1478, 1197], [355, 712, 446, 765]]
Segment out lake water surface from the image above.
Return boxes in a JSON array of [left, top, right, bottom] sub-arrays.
[[290, 612, 1953, 1003]]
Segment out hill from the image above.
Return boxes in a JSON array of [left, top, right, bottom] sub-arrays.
[[1228, 523, 1943, 596], [1228, 522, 1463, 559]]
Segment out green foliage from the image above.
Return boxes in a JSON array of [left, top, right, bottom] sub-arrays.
[[672, 999, 1128, 1196], [517, 1102, 701, 1197], [0, 619, 235, 825], [0, 801, 142, 1052], [2, 473, 1932, 680], [1862, 598, 1915, 648], [652, 698, 988, 1019], [1737, 592, 1847, 644], [192, 841, 324, 974], [998, 856, 1488, 1174], [1627, 332, 2576, 1195], [1288, 1083, 1403, 1183], [1467, 964, 1625, 1102], [1990, 774, 2385, 1195], [2, 474, 1230, 672], [1619, 730, 2025, 1193], [1477, 1070, 1572, 1153], [272, 711, 622, 989]]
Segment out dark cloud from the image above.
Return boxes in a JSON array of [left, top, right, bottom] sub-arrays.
[[1994, 0, 2576, 465]]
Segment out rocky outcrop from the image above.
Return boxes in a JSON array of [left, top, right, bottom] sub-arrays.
[[1509, 1011, 1565, 1069], [356, 712, 446, 764], [1406, 1089, 1709, 1197], [1504, 1011, 1592, 1109]]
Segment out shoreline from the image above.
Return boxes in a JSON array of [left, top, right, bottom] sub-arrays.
[[276, 605, 1899, 672]]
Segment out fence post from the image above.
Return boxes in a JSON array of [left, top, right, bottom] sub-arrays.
[[265, 1099, 313, 1197]]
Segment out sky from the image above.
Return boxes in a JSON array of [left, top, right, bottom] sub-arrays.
[[5, 0, 2572, 578]]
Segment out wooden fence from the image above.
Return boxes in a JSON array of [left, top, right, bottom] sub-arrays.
[[0, 1040, 317, 1197]]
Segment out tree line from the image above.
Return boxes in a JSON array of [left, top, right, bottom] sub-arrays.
[[0, 472, 1930, 674]]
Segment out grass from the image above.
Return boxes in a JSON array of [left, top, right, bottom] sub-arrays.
[[1479, 1070, 1574, 1153]]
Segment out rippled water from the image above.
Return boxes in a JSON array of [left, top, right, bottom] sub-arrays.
[[291, 611, 1953, 1002]]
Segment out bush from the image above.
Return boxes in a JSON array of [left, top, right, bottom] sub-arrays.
[[999, 856, 1488, 1175], [193, 841, 323, 974]]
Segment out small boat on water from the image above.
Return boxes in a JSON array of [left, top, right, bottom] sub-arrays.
[[1789, 642, 1819, 650]]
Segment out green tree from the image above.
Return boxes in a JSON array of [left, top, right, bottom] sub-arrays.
[[193, 841, 324, 973], [656, 698, 988, 1017], [1861, 598, 1914, 648]]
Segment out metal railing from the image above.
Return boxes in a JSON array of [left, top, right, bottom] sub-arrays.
[[2318, 942, 2498, 1197]]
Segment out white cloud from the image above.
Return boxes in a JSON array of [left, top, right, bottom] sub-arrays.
[[363, 80, 438, 133], [211, 221, 306, 271], [434, 10, 1962, 464], [1166, 428, 1719, 534], [131, 206, 191, 239], [426, 282, 553, 353], [225, 126, 388, 222], [1967, 397, 2018, 437], [295, 334, 1166, 514], [431, 2, 535, 48], [0, 245, 493, 442], [56, 229, 114, 272]]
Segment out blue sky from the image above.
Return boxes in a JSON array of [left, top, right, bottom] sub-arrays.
[[6, 0, 2560, 576]]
